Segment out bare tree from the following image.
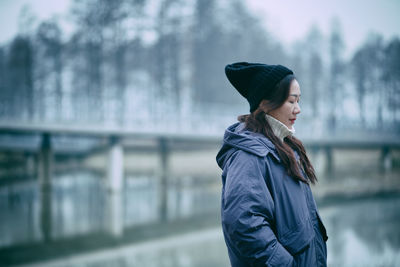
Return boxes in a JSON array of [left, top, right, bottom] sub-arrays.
[[0, 48, 7, 118], [192, 0, 225, 104], [328, 19, 345, 130], [305, 26, 323, 118], [351, 35, 385, 128], [150, 0, 184, 116], [70, 0, 149, 124], [383, 38, 400, 128], [35, 20, 63, 121], [7, 36, 34, 120]]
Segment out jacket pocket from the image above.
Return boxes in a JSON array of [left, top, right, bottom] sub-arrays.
[[279, 218, 315, 256], [313, 222, 328, 266]]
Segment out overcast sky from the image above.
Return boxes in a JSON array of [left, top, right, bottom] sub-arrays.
[[0, 0, 399, 57], [247, 0, 400, 55]]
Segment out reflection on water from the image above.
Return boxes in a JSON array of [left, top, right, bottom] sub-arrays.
[[52, 173, 106, 238], [321, 196, 400, 267], [0, 171, 220, 248], [1, 171, 400, 267], [0, 177, 41, 246], [0, 172, 107, 246]]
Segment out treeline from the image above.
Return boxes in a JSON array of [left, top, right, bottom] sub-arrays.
[[0, 0, 399, 133]]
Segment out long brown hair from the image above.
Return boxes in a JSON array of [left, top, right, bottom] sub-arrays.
[[238, 75, 317, 184]]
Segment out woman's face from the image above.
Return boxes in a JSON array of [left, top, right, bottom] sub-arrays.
[[268, 79, 301, 129]]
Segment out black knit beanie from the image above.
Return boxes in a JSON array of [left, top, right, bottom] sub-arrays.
[[225, 62, 294, 112]]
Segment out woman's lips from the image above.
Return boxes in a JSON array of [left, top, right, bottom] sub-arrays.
[[289, 119, 296, 124]]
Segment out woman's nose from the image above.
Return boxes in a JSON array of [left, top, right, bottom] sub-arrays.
[[294, 103, 301, 114]]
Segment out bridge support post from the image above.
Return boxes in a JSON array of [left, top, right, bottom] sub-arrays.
[[25, 152, 35, 174], [158, 138, 169, 221], [310, 147, 324, 180], [324, 146, 333, 178], [106, 136, 124, 237], [381, 146, 392, 173], [38, 133, 53, 241]]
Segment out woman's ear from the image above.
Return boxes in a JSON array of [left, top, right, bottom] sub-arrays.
[[259, 99, 271, 113]]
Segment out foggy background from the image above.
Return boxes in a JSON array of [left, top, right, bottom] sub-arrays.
[[0, 0, 399, 266]]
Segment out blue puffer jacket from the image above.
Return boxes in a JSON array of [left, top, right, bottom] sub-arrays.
[[216, 122, 328, 267]]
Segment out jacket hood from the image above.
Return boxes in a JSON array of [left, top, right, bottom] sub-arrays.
[[216, 122, 280, 169]]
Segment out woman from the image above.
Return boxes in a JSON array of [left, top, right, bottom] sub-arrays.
[[216, 62, 328, 266]]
